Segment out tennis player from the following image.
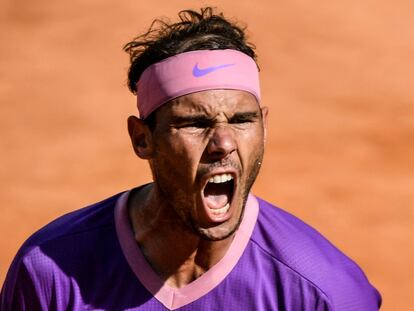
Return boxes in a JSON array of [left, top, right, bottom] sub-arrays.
[[1, 7, 381, 310]]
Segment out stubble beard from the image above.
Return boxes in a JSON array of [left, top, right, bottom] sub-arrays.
[[152, 145, 265, 242], [191, 147, 265, 241]]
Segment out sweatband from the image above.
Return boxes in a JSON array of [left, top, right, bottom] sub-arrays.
[[136, 49, 261, 119]]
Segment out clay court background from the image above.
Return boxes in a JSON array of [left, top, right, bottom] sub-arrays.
[[1, 0, 413, 309]]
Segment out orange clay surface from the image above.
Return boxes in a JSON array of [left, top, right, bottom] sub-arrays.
[[0, 1, 413, 310]]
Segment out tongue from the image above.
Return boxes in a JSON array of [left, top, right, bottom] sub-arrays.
[[204, 193, 229, 209], [203, 183, 230, 209]]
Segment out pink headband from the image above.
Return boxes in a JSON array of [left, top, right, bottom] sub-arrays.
[[136, 49, 261, 119]]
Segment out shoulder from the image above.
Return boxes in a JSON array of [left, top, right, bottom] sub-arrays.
[[250, 196, 382, 310], [12, 190, 125, 270], [0, 192, 125, 310], [21, 191, 123, 252]]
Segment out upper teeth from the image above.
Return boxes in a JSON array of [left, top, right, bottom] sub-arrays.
[[208, 174, 233, 184]]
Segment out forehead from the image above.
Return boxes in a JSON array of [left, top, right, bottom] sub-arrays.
[[162, 89, 260, 117]]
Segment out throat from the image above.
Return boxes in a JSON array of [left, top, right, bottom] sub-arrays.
[[164, 237, 235, 288]]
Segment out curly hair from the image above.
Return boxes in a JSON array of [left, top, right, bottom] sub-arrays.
[[123, 7, 257, 94]]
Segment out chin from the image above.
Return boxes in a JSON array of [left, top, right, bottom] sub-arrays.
[[192, 201, 246, 241]]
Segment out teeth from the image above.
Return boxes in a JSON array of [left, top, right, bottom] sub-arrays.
[[208, 174, 233, 184], [209, 203, 230, 215]]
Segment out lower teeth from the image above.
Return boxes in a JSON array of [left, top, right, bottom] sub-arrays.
[[209, 203, 230, 215]]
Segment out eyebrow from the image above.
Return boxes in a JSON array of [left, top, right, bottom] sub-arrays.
[[169, 111, 260, 125], [229, 111, 260, 122]]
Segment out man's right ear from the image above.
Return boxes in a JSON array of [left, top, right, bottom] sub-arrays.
[[127, 116, 154, 159]]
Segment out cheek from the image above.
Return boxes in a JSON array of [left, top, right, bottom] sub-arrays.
[[156, 134, 206, 178], [236, 126, 265, 157], [172, 139, 203, 168], [234, 121, 264, 141]]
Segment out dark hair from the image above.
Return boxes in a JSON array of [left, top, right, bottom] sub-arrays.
[[123, 7, 257, 128]]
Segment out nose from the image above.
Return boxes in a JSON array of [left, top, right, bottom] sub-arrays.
[[206, 125, 236, 160]]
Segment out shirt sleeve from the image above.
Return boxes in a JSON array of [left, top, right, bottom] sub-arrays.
[[1, 252, 46, 311]]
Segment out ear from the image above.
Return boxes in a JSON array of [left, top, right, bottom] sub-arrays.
[[127, 116, 154, 159], [260, 106, 269, 143]]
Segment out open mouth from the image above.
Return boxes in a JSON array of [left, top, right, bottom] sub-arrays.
[[202, 173, 235, 219]]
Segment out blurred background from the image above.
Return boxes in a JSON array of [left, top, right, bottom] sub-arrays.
[[1, 0, 413, 309]]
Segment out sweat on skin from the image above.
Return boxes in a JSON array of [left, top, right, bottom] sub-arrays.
[[1, 9, 381, 310], [127, 88, 267, 288]]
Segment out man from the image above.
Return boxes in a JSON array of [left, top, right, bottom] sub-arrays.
[[1, 7, 381, 310]]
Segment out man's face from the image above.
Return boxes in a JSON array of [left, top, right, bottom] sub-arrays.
[[149, 89, 267, 240]]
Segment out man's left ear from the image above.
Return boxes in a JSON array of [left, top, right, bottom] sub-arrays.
[[261, 106, 269, 142], [127, 116, 154, 159]]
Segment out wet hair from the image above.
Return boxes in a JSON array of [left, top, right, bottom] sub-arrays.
[[123, 7, 257, 128]]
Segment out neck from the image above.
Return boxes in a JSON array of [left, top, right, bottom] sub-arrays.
[[128, 184, 235, 288]]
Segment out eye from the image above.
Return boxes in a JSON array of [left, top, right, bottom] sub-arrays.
[[173, 121, 213, 135], [229, 115, 256, 124], [227, 113, 259, 130], [176, 118, 214, 130], [229, 117, 252, 124], [179, 121, 209, 129]]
